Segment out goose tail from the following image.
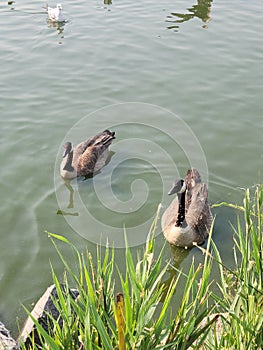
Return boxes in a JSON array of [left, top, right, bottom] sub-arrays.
[[103, 129, 115, 138], [101, 130, 115, 146]]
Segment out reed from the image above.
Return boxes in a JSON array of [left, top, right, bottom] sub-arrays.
[[209, 185, 263, 349], [20, 186, 263, 349]]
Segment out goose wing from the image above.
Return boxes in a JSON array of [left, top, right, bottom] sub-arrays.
[[77, 147, 101, 175], [184, 168, 202, 191], [74, 130, 114, 155], [76, 130, 115, 175], [185, 182, 212, 237]]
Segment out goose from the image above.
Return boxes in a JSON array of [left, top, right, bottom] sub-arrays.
[[46, 3, 65, 22], [60, 129, 115, 180], [161, 168, 213, 248]]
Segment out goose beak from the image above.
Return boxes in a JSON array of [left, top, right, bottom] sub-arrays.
[[168, 179, 185, 195]]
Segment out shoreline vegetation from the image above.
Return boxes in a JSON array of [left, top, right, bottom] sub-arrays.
[[2, 185, 263, 349]]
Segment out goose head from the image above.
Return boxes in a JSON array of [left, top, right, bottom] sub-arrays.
[[63, 141, 72, 158], [168, 179, 186, 196], [57, 3, 63, 10]]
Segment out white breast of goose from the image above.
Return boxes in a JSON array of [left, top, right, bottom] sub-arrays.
[[164, 225, 196, 248]]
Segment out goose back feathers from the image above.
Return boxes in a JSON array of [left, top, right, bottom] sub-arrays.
[[60, 129, 115, 179], [162, 168, 213, 248]]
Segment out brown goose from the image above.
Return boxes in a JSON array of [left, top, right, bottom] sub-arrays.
[[161, 168, 213, 248], [60, 129, 115, 179]]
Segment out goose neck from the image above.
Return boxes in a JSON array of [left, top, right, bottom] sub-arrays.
[[63, 151, 74, 172], [176, 191, 186, 227]]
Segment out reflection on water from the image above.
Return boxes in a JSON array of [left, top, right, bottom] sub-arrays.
[[62, 179, 75, 209], [57, 150, 115, 216], [160, 244, 190, 302], [166, 0, 213, 31], [7, 1, 15, 10], [57, 209, 79, 216], [47, 18, 65, 37], [169, 244, 190, 269]]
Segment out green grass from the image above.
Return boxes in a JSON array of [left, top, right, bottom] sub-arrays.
[[209, 185, 263, 349], [20, 186, 263, 349]]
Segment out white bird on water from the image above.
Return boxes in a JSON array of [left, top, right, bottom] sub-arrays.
[[46, 4, 65, 22]]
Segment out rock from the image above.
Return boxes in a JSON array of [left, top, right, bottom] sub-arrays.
[[18, 284, 79, 349], [190, 312, 228, 349], [0, 321, 19, 350]]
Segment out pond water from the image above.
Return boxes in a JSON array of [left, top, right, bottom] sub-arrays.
[[0, 0, 262, 334]]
